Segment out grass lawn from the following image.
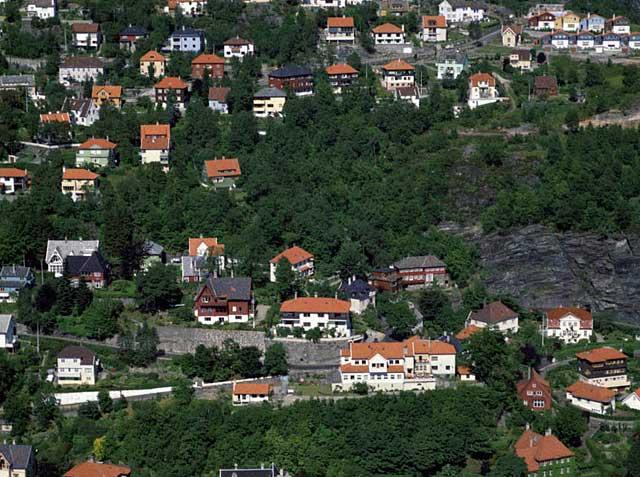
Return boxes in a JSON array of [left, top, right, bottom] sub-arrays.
[[290, 383, 333, 396], [93, 279, 137, 299]]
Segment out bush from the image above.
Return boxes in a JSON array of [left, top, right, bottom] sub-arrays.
[[352, 382, 369, 395]]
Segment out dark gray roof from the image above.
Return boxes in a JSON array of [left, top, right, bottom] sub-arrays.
[[254, 87, 286, 98], [207, 277, 252, 301], [119, 25, 148, 36], [0, 444, 33, 470], [0, 265, 32, 280], [58, 345, 96, 365], [339, 278, 375, 300], [469, 301, 518, 324], [0, 314, 14, 334], [219, 466, 279, 477], [171, 28, 204, 38], [393, 255, 446, 270], [269, 65, 312, 79], [60, 56, 104, 69], [144, 240, 164, 256], [65, 251, 108, 276], [437, 49, 468, 64], [438, 334, 462, 353], [62, 97, 95, 118], [0, 75, 35, 87], [447, 0, 486, 9]]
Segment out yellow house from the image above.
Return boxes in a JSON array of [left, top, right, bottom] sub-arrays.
[[253, 87, 287, 118], [91, 85, 122, 108], [61, 167, 99, 202], [501, 24, 522, 47], [140, 50, 166, 78], [556, 12, 581, 32]]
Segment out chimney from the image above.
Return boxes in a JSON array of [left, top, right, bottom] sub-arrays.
[[401, 24, 405, 32], [234, 464, 238, 469], [314, 292, 318, 297], [294, 291, 298, 299], [525, 422, 530, 430], [545, 428, 552, 436], [261, 463, 264, 469]]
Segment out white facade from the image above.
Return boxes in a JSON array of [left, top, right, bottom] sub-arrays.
[[628, 38, 640, 49], [566, 391, 615, 415], [543, 313, 592, 344], [45, 240, 99, 277], [58, 66, 104, 86], [373, 31, 405, 45], [551, 37, 570, 49], [438, 0, 485, 23], [612, 25, 630, 35], [382, 72, 415, 90], [622, 390, 640, 411], [436, 58, 467, 80], [26, 0, 56, 18], [602, 37, 622, 50], [467, 75, 501, 110], [73, 32, 101, 49], [57, 357, 97, 386], [165, 0, 207, 16], [580, 373, 631, 389], [223, 42, 255, 59], [468, 316, 519, 333], [232, 392, 269, 405], [140, 148, 169, 166], [269, 257, 314, 282], [280, 310, 351, 337], [0, 315, 17, 351], [303, 0, 346, 7], [576, 37, 595, 49]]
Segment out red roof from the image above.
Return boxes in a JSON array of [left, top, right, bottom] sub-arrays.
[[457, 365, 472, 375], [188, 237, 224, 257], [208, 87, 230, 102], [382, 59, 414, 72], [327, 16, 354, 28], [91, 85, 122, 99], [403, 335, 456, 355], [325, 63, 358, 76], [576, 347, 627, 363], [567, 380, 616, 403], [469, 72, 496, 87], [372, 23, 403, 34], [515, 430, 573, 472], [546, 307, 592, 329], [205, 158, 241, 179], [0, 168, 28, 178], [422, 15, 446, 28], [140, 50, 165, 62], [64, 462, 131, 477], [516, 369, 552, 402], [224, 37, 252, 46], [455, 324, 481, 340], [79, 138, 117, 150], [140, 124, 170, 150], [270, 246, 313, 265], [40, 112, 70, 123], [72, 23, 100, 33], [232, 382, 271, 395], [154, 77, 188, 89], [62, 168, 99, 181], [192, 53, 225, 65], [280, 297, 350, 314]]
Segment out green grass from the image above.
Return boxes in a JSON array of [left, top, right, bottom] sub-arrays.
[[290, 383, 333, 396], [93, 280, 137, 299]]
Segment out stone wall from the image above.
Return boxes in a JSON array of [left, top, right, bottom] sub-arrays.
[[268, 338, 347, 368], [156, 326, 267, 354]]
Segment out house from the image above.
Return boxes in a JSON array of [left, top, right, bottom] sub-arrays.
[[467, 72, 500, 109], [0, 266, 35, 303], [164, 0, 207, 16], [394, 86, 420, 107], [45, 239, 99, 277], [140, 123, 170, 168], [466, 301, 519, 333], [191, 53, 224, 80], [253, 87, 287, 118], [65, 251, 109, 288], [208, 87, 230, 113], [0, 419, 12, 434], [555, 11, 580, 32], [517, 369, 552, 411], [543, 307, 591, 343], [335, 336, 456, 392], [601, 33, 622, 50], [91, 85, 122, 108], [302, 0, 346, 8], [64, 462, 131, 477], [528, 3, 564, 17], [339, 277, 376, 314], [76, 138, 117, 168], [421, 15, 447, 43], [142, 241, 166, 271], [392, 255, 449, 288], [181, 255, 207, 282], [580, 13, 606, 33], [533, 75, 558, 97], [576, 347, 630, 391], [550, 31, 571, 49], [509, 49, 532, 71], [154, 77, 189, 110], [606, 16, 630, 35], [219, 465, 284, 477], [232, 382, 271, 405], [140, 50, 166, 78], [279, 297, 351, 337], [515, 427, 575, 476], [0, 168, 29, 194], [0, 444, 35, 477], [204, 157, 241, 188], [368, 267, 402, 292], [57, 345, 98, 386], [528, 11, 556, 30], [268, 66, 313, 96], [372, 23, 405, 45], [438, 0, 485, 23], [61, 167, 99, 202], [118, 25, 148, 51], [40, 112, 70, 124], [71, 23, 102, 49], [455, 324, 481, 340], [378, 0, 410, 16], [457, 365, 475, 381], [193, 276, 253, 324], [269, 246, 314, 282], [325, 64, 358, 94], [566, 381, 616, 414], [62, 97, 99, 127], [166, 27, 205, 53], [628, 33, 640, 49], [326, 17, 356, 43], [0, 314, 18, 351], [188, 236, 225, 271], [575, 31, 596, 49], [26, 0, 56, 18], [58, 56, 104, 86], [223, 37, 255, 59], [436, 49, 469, 80], [622, 388, 640, 410], [501, 24, 522, 47], [381, 59, 415, 91], [0, 74, 36, 98]]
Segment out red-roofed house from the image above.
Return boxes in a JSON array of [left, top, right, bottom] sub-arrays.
[[468, 72, 500, 109], [455, 324, 481, 341], [566, 381, 616, 414], [528, 11, 556, 30], [517, 369, 552, 411], [140, 123, 170, 168], [232, 382, 271, 405], [326, 17, 355, 43], [61, 167, 99, 202], [223, 37, 255, 59], [72, 23, 102, 49], [64, 461, 131, 477], [40, 112, 71, 124], [76, 138, 117, 168], [325, 63, 358, 93], [466, 301, 519, 334], [208, 87, 230, 113], [189, 236, 225, 258], [576, 347, 629, 391], [381, 59, 415, 91], [0, 168, 29, 194], [140, 50, 166, 78], [154, 77, 189, 110], [372, 23, 405, 45], [191, 53, 225, 80], [421, 15, 447, 42], [543, 307, 593, 344], [280, 297, 351, 337], [203, 157, 241, 188], [622, 388, 640, 410], [269, 246, 314, 282], [515, 427, 575, 476], [164, 0, 207, 16]]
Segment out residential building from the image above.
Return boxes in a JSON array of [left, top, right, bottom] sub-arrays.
[[576, 347, 630, 391], [455, 324, 481, 341], [0, 444, 35, 477], [550, 31, 571, 49], [543, 307, 591, 343], [203, 157, 241, 189], [501, 24, 522, 47], [61, 167, 99, 202], [466, 301, 519, 333], [0, 419, 12, 434], [71, 23, 102, 49], [166, 27, 205, 52], [181, 255, 207, 282], [0, 74, 36, 98], [139, 50, 166, 78], [279, 297, 351, 336], [165, 0, 207, 16], [421, 15, 447, 42], [467, 72, 500, 109], [339, 277, 376, 314], [378, 0, 410, 16], [142, 241, 165, 271], [208, 87, 230, 113], [528, 3, 564, 17], [395, 86, 420, 107], [269, 246, 314, 282], [57, 345, 98, 386], [622, 388, 640, 410], [575, 31, 596, 49], [62, 97, 99, 127], [0, 266, 35, 303], [302, 0, 346, 8], [65, 251, 109, 288], [268, 66, 313, 96], [579, 13, 605, 33], [0, 314, 18, 351], [566, 381, 616, 414], [368, 268, 401, 292], [528, 11, 556, 30], [515, 427, 575, 476], [393, 255, 448, 288], [381, 59, 414, 91], [326, 17, 356, 43], [191, 53, 224, 80], [58, 56, 104, 86], [76, 138, 117, 168], [517, 369, 552, 411], [372, 23, 405, 45], [154, 77, 189, 110], [232, 382, 271, 405], [555, 11, 580, 32], [606, 16, 630, 35], [325, 63, 358, 94], [457, 366, 475, 381], [119, 25, 148, 51], [140, 123, 170, 167], [45, 239, 99, 277], [509, 49, 532, 71], [336, 336, 456, 392], [91, 85, 122, 108], [193, 276, 253, 324], [188, 236, 225, 271], [601, 33, 622, 50], [26, 0, 56, 18], [253, 87, 287, 118], [219, 465, 283, 477], [223, 37, 255, 59], [629, 33, 640, 50], [438, 0, 485, 23], [0, 168, 29, 194], [64, 462, 131, 477], [436, 49, 468, 80]]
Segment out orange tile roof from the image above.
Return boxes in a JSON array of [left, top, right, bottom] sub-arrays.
[[576, 347, 627, 363], [192, 53, 225, 65], [455, 324, 481, 340], [326, 63, 358, 75], [233, 382, 271, 395], [404, 336, 456, 355], [140, 50, 165, 62], [270, 246, 313, 265], [91, 85, 122, 99], [372, 23, 403, 34], [140, 124, 170, 150], [457, 365, 472, 375], [469, 72, 496, 87], [340, 363, 369, 373], [567, 381, 616, 403], [343, 337, 455, 360], [40, 112, 70, 123], [382, 59, 414, 72], [188, 237, 224, 257], [154, 77, 188, 89], [64, 462, 131, 477], [546, 307, 592, 329], [205, 158, 241, 179], [280, 297, 350, 314], [388, 365, 405, 373], [71, 23, 100, 33], [62, 168, 99, 181], [515, 430, 573, 472], [79, 138, 117, 150], [0, 168, 28, 178], [422, 15, 446, 28], [327, 16, 354, 28]]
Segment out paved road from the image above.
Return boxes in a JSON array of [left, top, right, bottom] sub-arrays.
[[538, 358, 574, 377]]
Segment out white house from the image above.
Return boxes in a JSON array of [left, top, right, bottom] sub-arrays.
[[628, 34, 640, 50], [438, 0, 485, 24], [436, 49, 468, 80], [71, 23, 102, 49], [165, 0, 207, 16], [45, 239, 100, 277], [26, 0, 56, 18], [140, 123, 170, 169], [601, 33, 622, 50], [223, 37, 255, 59], [467, 73, 502, 110], [0, 168, 29, 194], [62, 98, 100, 127], [269, 246, 314, 282], [56, 345, 98, 386], [622, 389, 640, 410], [566, 381, 616, 415], [466, 301, 519, 334], [607, 16, 630, 35], [421, 15, 447, 43], [372, 23, 405, 45], [550, 32, 571, 49], [575, 32, 596, 49], [0, 314, 18, 351], [58, 57, 104, 86], [543, 307, 593, 344], [279, 297, 352, 337], [381, 59, 415, 91], [326, 17, 356, 43], [232, 382, 271, 405]]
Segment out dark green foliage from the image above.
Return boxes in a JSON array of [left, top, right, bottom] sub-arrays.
[[78, 401, 102, 420], [351, 382, 369, 395], [377, 294, 416, 340], [275, 257, 299, 301], [0, 353, 16, 406], [263, 343, 288, 376], [98, 390, 114, 415], [119, 321, 160, 367], [626, 435, 640, 477], [467, 329, 520, 400], [135, 263, 182, 313], [552, 405, 587, 447], [488, 454, 527, 477], [178, 340, 264, 382], [84, 299, 124, 340]]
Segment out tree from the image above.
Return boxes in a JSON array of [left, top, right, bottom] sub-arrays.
[[351, 382, 368, 395], [0, 353, 15, 405], [418, 287, 449, 322], [264, 343, 288, 376], [552, 405, 587, 447], [78, 401, 101, 420], [102, 193, 144, 279], [469, 21, 482, 40], [378, 297, 416, 340], [565, 109, 580, 133], [626, 435, 640, 477], [172, 379, 194, 405], [84, 299, 123, 340], [275, 257, 299, 301], [467, 329, 520, 400], [305, 327, 322, 343], [488, 454, 527, 477], [98, 390, 113, 414], [136, 263, 182, 313]]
